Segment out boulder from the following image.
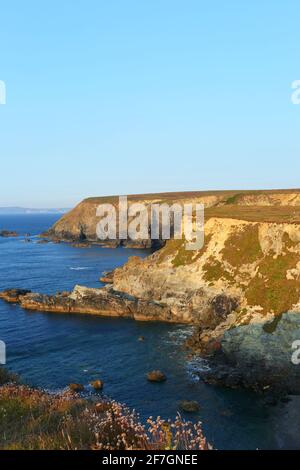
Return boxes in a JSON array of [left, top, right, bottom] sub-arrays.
[[90, 380, 103, 391], [68, 383, 84, 393], [147, 370, 167, 383]]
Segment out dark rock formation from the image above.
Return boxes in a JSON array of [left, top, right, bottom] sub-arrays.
[[0, 285, 176, 323], [197, 313, 300, 395], [0, 230, 18, 237], [0, 289, 32, 303]]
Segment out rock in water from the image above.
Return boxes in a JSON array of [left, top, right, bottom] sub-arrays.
[[69, 383, 84, 393], [0, 230, 18, 237], [90, 380, 103, 391], [147, 370, 167, 382], [179, 400, 200, 413]]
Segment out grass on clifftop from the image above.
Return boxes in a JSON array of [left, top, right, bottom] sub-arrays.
[[205, 206, 300, 223]]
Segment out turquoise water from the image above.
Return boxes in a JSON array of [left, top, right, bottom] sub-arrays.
[[0, 214, 299, 450]]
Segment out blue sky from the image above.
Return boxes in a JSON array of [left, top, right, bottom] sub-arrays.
[[0, 0, 300, 207]]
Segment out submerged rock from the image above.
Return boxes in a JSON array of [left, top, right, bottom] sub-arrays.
[[179, 400, 200, 413], [72, 242, 91, 248]]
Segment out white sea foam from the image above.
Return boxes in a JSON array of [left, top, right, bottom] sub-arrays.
[[167, 327, 194, 345], [186, 356, 211, 382], [70, 267, 91, 271]]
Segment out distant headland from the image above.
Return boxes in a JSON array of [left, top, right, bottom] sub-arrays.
[[0, 207, 70, 215]]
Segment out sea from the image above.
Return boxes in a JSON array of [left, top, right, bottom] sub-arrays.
[[0, 213, 299, 449]]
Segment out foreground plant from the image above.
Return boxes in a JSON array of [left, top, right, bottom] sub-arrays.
[[0, 379, 211, 450]]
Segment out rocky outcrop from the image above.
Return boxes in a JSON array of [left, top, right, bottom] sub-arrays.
[[0, 285, 177, 323], [100, 271, 114, 283], [0, 289, 31, 303], [112, 218, 300, 320], [199, 313, 300, 394]]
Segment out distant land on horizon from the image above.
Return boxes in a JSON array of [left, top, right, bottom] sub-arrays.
[[0, 207, 70, 215]]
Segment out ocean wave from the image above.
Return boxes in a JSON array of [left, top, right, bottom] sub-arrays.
[[166, 327, 194, 345], [186, 356, 211, 382], [70, 267, 91, 271]]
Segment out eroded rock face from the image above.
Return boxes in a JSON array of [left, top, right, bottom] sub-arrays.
[[201, 313, 300, 394], [108, 217, 300, 391], [112, 218, 300, 322]]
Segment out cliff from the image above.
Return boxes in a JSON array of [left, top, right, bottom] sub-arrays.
[[111, 215, 300, 392], [43, 189, 300, 247]]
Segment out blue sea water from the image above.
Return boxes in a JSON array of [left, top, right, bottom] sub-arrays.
[[0, 214, 299, 450]]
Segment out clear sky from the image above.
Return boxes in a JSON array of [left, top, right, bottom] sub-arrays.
[[0, 0, 300, 208]]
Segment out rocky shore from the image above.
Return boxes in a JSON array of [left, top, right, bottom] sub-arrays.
[[0, 285, 175, 323]]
